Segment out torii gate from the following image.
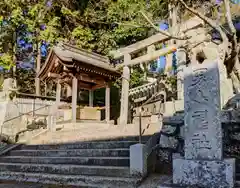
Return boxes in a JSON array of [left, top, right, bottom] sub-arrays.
[[110, 17, 204, 125]]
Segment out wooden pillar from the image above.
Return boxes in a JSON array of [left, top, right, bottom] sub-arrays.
[[89, 90, 94, 107], [72, 77, 78, 123], [56, 81, 61, 105], [44, 81, 47, 96], [105, 84, 110, 123], [120, 55, 130, 125]]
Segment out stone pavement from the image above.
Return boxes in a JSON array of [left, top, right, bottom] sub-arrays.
[[0, 183, 55, 188], [0, 184, 83, 188], [138, 174, 171, 188], [30, 122, 160, 144], [0, 174, 170, 188]]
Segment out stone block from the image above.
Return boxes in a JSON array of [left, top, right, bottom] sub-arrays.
[[76, 107, 101, 120], [130, 144, 148, 177], [47, 115, 56, 131], [63, 109, 72, 121], [164, 100, 184, 116], [151, 115, 159, 123], [173, 158, 235, 188], [159, 134, 178, 148], [172, 153, 182, 160]]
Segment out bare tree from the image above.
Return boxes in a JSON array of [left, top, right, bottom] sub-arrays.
[[141, 0, 240, 93], [178, 0, 240, 93]]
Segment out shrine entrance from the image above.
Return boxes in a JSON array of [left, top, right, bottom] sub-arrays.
[[37, 43, 121, 123]]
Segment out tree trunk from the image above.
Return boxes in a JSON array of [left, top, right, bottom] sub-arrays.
[[230, 70, 240, 94], [35, 42, 41, 95], [11, 31, 17, 79]]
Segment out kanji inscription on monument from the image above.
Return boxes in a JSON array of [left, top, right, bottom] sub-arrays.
[[184, 62, 222, 160]]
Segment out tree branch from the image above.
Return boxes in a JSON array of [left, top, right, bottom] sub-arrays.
[[223, 0, 238, 61], [113, 22, 150, 29], [177, 0, 228, 45], [178, 0, 217, 29], [139, 11, 190, 40], [224, 0, 236, 35]]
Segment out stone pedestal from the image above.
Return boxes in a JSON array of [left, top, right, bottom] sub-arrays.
[[63, 109, 72, 121], [171, 61, 235, 188], [130, 144, 148, 177], [173, 158, 235, 188]]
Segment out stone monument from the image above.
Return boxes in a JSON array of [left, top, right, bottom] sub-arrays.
[[0, 78, 17, 101], [160, 61, 235, 188], [0, 78, 22, 140], [173, 61, 235, 187]]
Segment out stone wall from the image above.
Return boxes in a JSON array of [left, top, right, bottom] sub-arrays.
[[15, 98, 56, 115], [0, 98, 67, 140]]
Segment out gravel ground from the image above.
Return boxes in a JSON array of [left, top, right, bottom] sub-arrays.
[[0, 174, 171, 188], [0, 183, 77, 188]]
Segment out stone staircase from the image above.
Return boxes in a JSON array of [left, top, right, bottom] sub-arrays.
[[0, 139, 147, 187]]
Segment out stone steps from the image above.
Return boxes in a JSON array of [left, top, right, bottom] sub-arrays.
[[0, 163, 130, 177], [0, 139, 141, 187], [20, 141, 137, 150], [9, 148, 129, 157], [0, 171, 140, 188], [31, 131, 151, 145], [236, 181, 240, 187], [0, 156, 129, 166]]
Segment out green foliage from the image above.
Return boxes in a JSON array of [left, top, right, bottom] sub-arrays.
[[39, 17, 61, 44], [0, 53, 14, 69], [0, 73, 4, 89], [61, 6, 79, 18], [130, 68, 145, 88], [0, 0, 170, 92], [166, 75, 177, 91], [71, 26, 94, 49], [16, 68, 35, 93]]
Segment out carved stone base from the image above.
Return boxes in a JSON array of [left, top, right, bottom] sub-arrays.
[[172, 158, 235, 188]]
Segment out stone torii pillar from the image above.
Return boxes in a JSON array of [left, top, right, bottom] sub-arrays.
[[120, 55, 130, 125], [176, 48, 187, 100]]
